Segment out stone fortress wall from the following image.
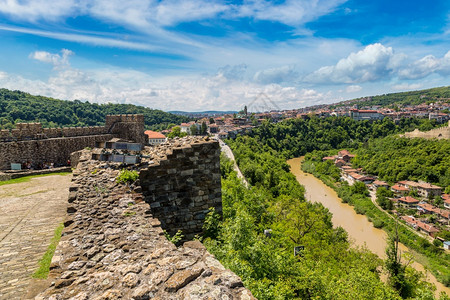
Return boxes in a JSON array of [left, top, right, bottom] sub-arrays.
[[0, 115, 146, 170], [140, 138, 222, 239], [35, 137, 254, 299], [402, 120, 450, 139]]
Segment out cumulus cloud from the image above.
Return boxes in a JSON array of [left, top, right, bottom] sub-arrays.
[[304, 43, 404, 84], [29, 49, 73, 68], [345, 85, 362, 93], [253, 66, 298, 84], [398, 51, 450, 79], [0, 56, 328, 111]]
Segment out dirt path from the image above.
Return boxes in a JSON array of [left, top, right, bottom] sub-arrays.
[[0, 174, 72, 300]]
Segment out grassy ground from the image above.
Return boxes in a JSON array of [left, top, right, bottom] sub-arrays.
[[32, 223, 64, 279], [0, 172, 71, 186]]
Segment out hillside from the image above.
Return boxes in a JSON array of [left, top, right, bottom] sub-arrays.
[[332, 86, 450, 108], [0, 89, 191, 130]]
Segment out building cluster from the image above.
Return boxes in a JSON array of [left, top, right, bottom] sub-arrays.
[[323, 150, 450, 238], [297, 99, 450, 122]]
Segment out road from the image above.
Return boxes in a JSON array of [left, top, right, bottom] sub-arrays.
[[218, 139, 248, 188]]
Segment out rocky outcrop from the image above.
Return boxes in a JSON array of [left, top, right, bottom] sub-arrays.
[[35, 139, 254, 299]]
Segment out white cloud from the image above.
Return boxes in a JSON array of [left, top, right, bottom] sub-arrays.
[[0, 0, 79, 22], [0, 25, 168, 52], [253, 65, 298, 84], [216, 64, 248, 81], [0, 0, 346, 28], [0, 50, 329, 111], [391, 83, 423, 91], [398, 51, 450, 79], [304, 43, 404, 84], [345, 85, 362, 93], [233, 0, 347, 26], [30, 49, 73, 68]]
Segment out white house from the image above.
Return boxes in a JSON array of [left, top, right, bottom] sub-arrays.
[[145, 130, 167, 145]]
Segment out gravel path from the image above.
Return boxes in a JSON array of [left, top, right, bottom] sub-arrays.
[[0, 174, 72, 300]]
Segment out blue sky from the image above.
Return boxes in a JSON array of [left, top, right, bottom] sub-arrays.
[[0, 0, 449, 111]]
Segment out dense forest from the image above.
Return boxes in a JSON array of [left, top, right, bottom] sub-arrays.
[[352, 137, 450, 189], [0, 88, 190, 130], [203, 135, 445, 299], [332, 86, 450, 109], [249, 115, 441, 158]]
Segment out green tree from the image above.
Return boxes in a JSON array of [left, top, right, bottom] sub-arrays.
[[167, 126, 187, 138], [201, 121, 207, 135], [190, 124, 198, 135]]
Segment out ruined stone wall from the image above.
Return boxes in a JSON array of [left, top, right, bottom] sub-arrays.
[[402, 121, 450, 139], [0, 114, 146, 170], [35, 149, 253, 300], [0, 134, 114, 170], [139, 139, 222, 239]]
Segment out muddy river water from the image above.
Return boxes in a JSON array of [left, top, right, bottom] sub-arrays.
[[287, 157, 449, 296]]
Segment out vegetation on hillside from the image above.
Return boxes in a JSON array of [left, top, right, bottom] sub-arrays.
[[0, 88, 190, 130], [302, 150, 450, 289], [248, 116, 440, 158], [332, 86, 450, 108], [352, 137, 450, 188], [204, 137, 405, 299]]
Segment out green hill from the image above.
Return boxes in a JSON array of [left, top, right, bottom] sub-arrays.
[[332, 86, 450, 108], [0, 88, 191, 130]]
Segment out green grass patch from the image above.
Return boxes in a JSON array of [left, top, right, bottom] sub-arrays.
[[32, 223, 64, 279], [0, 172, 71, 186]]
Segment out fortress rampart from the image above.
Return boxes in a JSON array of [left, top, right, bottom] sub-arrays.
[[0, 115, 146, 170], [140, 139, 222, 239], [35, 137, 253, 299], [402, 120, 450, 139]]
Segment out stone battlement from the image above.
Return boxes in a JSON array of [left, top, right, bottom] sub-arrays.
[[35, 137, 253, 299], [0, 114, 145, 142], [402, 120, 450, 139], [0, 115, 146, 170]]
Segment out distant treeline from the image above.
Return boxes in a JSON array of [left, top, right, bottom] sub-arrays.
[[0, 88, 191, 130], [332, 86, 450, 109]]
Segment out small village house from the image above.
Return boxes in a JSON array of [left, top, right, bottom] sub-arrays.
[[145, 130, 167, 145]]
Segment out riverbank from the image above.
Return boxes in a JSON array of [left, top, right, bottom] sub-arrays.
[[287, 157, 450, 296]]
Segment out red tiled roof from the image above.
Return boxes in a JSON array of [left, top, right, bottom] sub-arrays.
[[418, 183, 442, 190], [398, 180, 420, 187], [416, 221, 439, 233], [323, 156, 336, 160], [398, 196, 419, 204], [392, 184, 409, 191], [373, 180, 389, 186], [144, 130, 166, 139]]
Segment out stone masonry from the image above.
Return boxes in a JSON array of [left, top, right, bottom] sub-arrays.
[[139, 138, 222, 239], [0, 115, 146, 170], [35, 142, 254, 299]]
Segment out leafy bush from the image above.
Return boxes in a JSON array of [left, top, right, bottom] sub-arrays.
[[164, 230, 184, 245], [116, 169, 139, 184]]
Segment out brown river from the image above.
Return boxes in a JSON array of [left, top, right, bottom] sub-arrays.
[[287, 157, 449, 296]]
